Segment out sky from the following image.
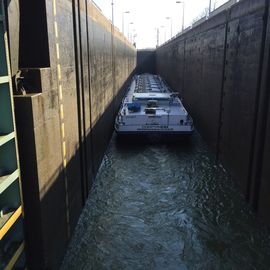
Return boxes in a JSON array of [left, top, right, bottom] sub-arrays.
[[93, 0, 229, 49]]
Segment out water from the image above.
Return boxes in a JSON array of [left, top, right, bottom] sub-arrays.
[[61, 132, 270, 270]]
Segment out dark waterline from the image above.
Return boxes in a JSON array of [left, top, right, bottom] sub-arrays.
[[61, 132, 270, 270]]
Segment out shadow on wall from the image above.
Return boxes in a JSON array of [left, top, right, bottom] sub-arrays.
[[13, 74, 134, 269], [18, 0, 50, 68]]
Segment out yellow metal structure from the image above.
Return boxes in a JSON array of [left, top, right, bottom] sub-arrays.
[[0, 0, 26, 268]]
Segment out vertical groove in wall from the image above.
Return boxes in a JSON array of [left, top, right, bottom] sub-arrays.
[[248, 0, 270, 209], [72, 0, 87, 204], [111, 1, 116, 116], [216, 11, 229, 161], [85, 0, 94, 186], [182, 39, 187, 97], [77, 0, 89, 194]]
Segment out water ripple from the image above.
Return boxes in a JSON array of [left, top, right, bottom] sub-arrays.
[[61, 132, 270, 270]]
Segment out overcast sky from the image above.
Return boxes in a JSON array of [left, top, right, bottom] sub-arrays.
[[93, 0, 229, 48]]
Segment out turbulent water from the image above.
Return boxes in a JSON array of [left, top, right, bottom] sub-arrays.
[[61, 132, 270, 270]]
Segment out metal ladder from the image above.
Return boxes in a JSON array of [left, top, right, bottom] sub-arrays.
[[0, 1, 26, 269]]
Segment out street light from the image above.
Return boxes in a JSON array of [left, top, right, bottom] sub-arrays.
[[166, 17, 172, 39], [209, 0, 212, 15], [127, 22, 133, 41], [122, 11, 130, 36], [155, 28, 159, 47], [160, 25, 166, 43], [132, 29, 137, 45], [111, 0, 114, 26], [128, 22, 133, 42], [176, 1, 185, 32]]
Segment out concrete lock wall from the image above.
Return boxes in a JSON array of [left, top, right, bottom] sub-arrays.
[[9, 0, 136, 269], [156, 0, 270, 226]]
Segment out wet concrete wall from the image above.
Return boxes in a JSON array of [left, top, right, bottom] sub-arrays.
[[252, 2, 270, 224], [156, 0, 270, 225], [258, 109, 270, 224], [10, 0, 136, 269]]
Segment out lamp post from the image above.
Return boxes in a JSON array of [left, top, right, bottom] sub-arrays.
[[166, 17, 172, 39], [160, 25, 166, 43], [176, 1, 185, 32], [132, 30, 137, 45], [122, 11, 130, 36], [209, 0, 212, 15], [111, 0, 114, 26], [156, 28, 159, 47], [128, 22, 133, 42]]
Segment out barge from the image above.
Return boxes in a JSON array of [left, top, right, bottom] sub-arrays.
[[115, 74, 194, 136]]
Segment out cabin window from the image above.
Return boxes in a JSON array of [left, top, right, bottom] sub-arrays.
[[145, 108, 156, 115], [147, 100, 158, 108]]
